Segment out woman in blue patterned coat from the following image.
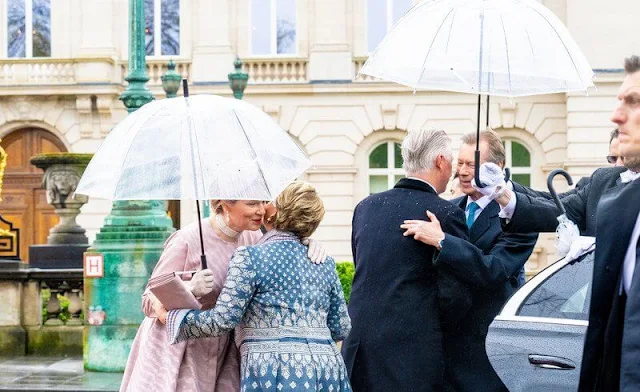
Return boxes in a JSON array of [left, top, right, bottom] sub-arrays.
[[157, 181, 352, 392]]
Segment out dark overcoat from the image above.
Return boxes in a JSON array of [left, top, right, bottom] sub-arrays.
[[435, 197, 538, 392], [342, 178, 469, 392]]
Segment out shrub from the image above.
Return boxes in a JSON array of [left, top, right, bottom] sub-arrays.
[[335, 261, 355, 303]]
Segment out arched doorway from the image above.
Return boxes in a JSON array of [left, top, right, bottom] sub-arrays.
[[0, 128, 67, 263]]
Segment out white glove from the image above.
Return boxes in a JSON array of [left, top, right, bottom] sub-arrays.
[[563, 236, 595, 262], [302, 238, 328, 264], [187, 269, 215, 297], [472, 162, 507, 200], [556, 214, 582, 258]]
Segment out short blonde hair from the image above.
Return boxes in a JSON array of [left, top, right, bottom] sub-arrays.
[[274, 181, 325, 239], [209, 200, 236, 214]]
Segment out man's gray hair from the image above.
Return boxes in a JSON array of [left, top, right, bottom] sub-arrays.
[[401, 129, 452, 173], [625, 56, 640, 74]]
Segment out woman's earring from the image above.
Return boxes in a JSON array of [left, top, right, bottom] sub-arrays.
[[225, 210, 230, 224]]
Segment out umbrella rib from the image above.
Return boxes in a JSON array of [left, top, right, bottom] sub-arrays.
[[112, 103, 168, 199], [526, 5, 585, 86], [444, 8, 457, 54], [231, 109, 273, 198], [184, 98, 206, 200], [417, 7, 456, 86], [499, 15, 513, 94]]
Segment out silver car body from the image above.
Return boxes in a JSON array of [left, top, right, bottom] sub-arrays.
[[486, 252, 594, 392]]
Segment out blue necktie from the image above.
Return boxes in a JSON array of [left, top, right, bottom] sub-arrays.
[[466, 202, 479, 228]]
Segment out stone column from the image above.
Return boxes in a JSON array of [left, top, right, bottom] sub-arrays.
[[190, 0, 235, 83], [307, 0, 352, 81]]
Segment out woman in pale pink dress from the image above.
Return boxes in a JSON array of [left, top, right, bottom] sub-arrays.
[[121, 199, 325, 392]]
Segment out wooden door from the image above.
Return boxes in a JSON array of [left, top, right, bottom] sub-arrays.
[[0, 128, 67, 263]]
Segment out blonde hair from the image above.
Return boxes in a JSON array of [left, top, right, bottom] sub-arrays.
[[273, 181, 325, 239], [209, 200, 237, 214]]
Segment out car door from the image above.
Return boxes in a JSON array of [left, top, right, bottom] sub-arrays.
[[486, 251, 594, 392]]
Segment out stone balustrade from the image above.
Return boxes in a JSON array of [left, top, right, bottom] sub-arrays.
[[0, 59, 77, 85], [0, 268, 83, 355], [120, 58, 191, 85], [243, 57, 308, 83], [352, 56, 378, 82]]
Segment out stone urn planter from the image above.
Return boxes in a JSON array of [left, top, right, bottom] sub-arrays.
[[30, 153, 93, 245]]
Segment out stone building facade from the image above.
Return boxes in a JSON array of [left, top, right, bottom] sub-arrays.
[[0, 0, 638, 273]]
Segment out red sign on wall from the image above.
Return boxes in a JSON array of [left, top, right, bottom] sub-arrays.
[[83, 253, 104, 278]]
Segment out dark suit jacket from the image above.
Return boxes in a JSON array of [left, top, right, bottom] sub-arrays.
[[507, 167, 627, 235], [436, 197, 538, 392], [575, 176, 590, 190], [579, 179, 640, 391], [342, 178, 469, 392]]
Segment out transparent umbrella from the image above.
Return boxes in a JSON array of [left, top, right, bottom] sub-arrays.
[[76, 91, 311, 267], [360, 0, 595, 184]]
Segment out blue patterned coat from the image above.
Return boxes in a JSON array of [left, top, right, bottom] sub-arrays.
[[168, 231, 352, 392]]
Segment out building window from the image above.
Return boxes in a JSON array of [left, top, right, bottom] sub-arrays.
[[367, 0, 412, 53], [7, 0, 51, 58], [144, 0, 180, 56], [368, 141, 404, 194], [504, 140, 532, 186], [251, 0, 296, 55]]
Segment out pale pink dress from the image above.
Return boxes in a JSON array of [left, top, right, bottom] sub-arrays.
[[120, 219, 262, 392]]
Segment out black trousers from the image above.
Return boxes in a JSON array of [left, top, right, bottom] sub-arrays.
[[596, 291, 626, 391]]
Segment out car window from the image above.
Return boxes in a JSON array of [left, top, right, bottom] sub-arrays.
[[518, 251, 594, 321]]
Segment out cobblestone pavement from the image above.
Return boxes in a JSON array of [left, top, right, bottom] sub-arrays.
[[0, 356, 122, 391]]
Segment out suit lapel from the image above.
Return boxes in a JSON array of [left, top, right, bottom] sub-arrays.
[[595, 180, 640, 294], [470, 201, 499, 243]]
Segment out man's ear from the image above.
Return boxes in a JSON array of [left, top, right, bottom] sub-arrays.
[[435, 155, 444, 170], [498, 160, 505, 169]]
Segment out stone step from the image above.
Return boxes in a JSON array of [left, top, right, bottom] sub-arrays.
[[0, 356, 121, 391]]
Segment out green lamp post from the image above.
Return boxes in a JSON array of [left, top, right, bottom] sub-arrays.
[[84, 0, 174, 372], [228, 57, 249, 100], [161, 60, 182, 98]]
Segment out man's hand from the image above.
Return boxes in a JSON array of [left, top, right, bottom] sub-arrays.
[[187, 269, 215, 297], [473, 162, 507, 201], [152, 296, 168, 324], [400, 210, 446, 249], [302, 238, 328, 264]]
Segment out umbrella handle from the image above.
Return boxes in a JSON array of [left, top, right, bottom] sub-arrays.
[[474, 150, 486, 188], [182, 79, 189, 97], [547, 169, 573, 216]]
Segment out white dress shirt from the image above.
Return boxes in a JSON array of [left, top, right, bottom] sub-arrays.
[[465, 195, 492, 224], [623, 208, 640, 293]]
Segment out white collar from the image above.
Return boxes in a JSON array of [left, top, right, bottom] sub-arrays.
[[406, 177, 437, 193], [466, 195, 492, 210], [620, 170, 640, 184]]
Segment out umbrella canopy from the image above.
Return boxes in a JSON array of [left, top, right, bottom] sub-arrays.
[[76, 94, 311, 201], [360, 0, 595, 97]]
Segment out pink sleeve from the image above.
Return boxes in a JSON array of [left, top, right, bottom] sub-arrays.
[[141, 231, 191, 317]]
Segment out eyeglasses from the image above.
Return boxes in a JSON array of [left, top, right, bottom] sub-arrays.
[[606, 155, 620, 164]]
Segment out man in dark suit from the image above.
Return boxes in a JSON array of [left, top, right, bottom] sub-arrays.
[[487, 55, 640, 391], [401, 130, 538, 392], [513, 128, 622, 211], [342, 129, 469, 392]]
